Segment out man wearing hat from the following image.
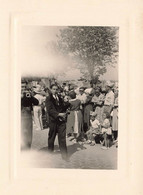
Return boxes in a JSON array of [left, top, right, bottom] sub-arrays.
[[103, 81, 115, 113]]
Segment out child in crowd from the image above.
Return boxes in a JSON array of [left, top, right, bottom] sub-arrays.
[[101, 112, 112, 150], [85, 111, 100, 146]]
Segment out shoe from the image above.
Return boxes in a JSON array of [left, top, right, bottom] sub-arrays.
[[72, 139, 77, 143], [69, 137, 74, 141], [113, 140, 118, 144], [67, 133, 72, 138], [86, 140, 92, 144], [100, 141, 103, 145], [90, 142, 95, 146]]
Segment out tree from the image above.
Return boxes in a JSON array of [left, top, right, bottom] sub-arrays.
[[57, 26, 119, 80]]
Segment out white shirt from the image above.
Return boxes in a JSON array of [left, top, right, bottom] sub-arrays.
[[104, 90, 115, 106], [53, 94, 59, 101], [76, 93, 87, 104], [90, 119, 100, 129], [64, 86, 69, 92], [34, 94, 45, 105], [102, 119, 112, 134]]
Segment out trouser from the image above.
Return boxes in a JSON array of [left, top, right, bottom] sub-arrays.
[[48, 121, 67, 158], [94, 134, 104, 143], [21, 109, 33, 150], [86, 130, 95, 141], [83, 104, 93, 132], [33, 106, 43, 130], [112, 130, 118, 140], [103, 105, 112, 114]]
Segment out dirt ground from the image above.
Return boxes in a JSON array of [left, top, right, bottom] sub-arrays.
[[20, 127, 117, 169]]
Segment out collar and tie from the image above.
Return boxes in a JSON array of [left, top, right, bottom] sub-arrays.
[[53, 95, 59, 104]]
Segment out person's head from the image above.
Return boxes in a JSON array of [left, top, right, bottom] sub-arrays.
[[105, 81, 114, 92], [60, 91, 65, 98], [65, 91, 69, 96], [103, 112, 110, 120], [101, 88, 106, 95], [21, 81, 27, 90], [62, 83, 66, 86], [44, 87, 51, 97], [105, 86, 111, 92], [79, 87, 85, 95], [95, 88, 101, 96], [114, 89, 118, 98], [50, 84, 59, 95], [90, 115, 96, 121], [69, 91, 76, 99], [64, 95, 70, 102], [69, 85, 74, 91], [90, 111, 97, 121]]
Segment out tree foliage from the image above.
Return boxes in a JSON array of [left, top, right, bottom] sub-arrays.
[[57, 26, 119, 80]]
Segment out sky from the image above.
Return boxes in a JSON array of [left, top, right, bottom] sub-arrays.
[[20, 26, 118, 81]]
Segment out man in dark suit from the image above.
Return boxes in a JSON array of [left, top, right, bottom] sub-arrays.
[[45, 84, 70, 161]]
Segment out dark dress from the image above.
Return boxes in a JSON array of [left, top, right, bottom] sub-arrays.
[[21, 96, 39, 150], [83, 96, 93, 132], [66, 99, 83, 135]]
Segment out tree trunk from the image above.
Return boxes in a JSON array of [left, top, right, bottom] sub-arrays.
[[88, 62, 95, 80]]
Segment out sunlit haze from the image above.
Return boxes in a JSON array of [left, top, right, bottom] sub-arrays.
[[20, 26, 118, 81]]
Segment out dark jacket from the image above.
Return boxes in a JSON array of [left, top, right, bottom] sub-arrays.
[[45, 94, 70, 122]]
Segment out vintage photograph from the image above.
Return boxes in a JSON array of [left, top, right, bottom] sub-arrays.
[[20, 26, 119, 169]]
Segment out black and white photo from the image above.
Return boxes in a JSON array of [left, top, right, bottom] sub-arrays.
[[20, 26, 119, 169]]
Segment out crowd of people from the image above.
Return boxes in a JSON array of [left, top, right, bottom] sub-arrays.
[[21, 79, 118, 161]]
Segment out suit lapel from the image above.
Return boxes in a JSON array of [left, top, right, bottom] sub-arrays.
[[51, 94, 59, 106]]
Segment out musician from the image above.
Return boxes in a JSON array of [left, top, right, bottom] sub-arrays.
[[21, 86, 39, 150], [45, 84, 70, 161]]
